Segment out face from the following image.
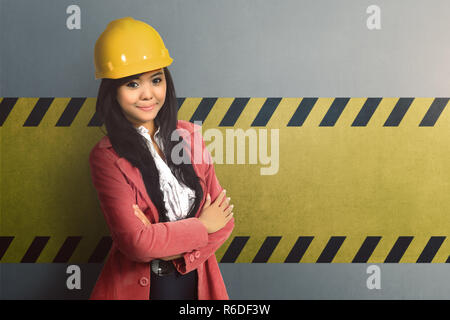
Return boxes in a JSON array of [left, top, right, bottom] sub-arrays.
[[116, 68, 167, 131]]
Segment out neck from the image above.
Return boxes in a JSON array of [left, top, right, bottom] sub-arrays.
[[136, 120, 156, 137]]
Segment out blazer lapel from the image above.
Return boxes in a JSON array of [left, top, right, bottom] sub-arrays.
[[115, 157, 160, 222], [99, 136, 158, 220]]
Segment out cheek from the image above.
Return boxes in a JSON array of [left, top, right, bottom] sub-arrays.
[[158, 87, 167, 102], [157, 82, 167, 97], [118, 90, 136, 107]]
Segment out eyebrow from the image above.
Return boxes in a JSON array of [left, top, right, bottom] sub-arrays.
[[131, 71, 163, 80]]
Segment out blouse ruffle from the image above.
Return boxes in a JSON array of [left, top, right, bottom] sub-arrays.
[[136, 124, 196, 222]]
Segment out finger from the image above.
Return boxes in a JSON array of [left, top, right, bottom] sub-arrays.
[[141, 214, 151, 226], [222, 205, 233, 216], [224, 204, 234, 214], [141, 216, 150, 226], [203, 193, 211, 207], [134, 211, 146, 225], [133, 205, 150, 226], [133, 204, 144, 217], [220, 197, 231, 209], [134, 210, 148, 225], [225, 211, 234, 220], [214, 189, 227, 207], [218, 197, 230, 211], [133, 204, 146, 217]]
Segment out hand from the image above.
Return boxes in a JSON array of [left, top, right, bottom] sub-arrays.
[[133, 204, 150, 226], [198, 189, 234, 234]]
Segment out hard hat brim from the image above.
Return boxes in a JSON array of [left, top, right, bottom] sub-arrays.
[[95, 56, 173, 80]]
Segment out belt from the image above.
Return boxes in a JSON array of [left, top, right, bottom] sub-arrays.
[[151, 259, 176, 277]]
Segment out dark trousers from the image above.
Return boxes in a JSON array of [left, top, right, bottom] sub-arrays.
[[150, 267, 198, 300]]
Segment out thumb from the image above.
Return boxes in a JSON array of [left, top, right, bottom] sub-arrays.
[[204, 193, 211, 207]]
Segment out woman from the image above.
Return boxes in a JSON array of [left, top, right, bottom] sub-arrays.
[[89, 17, 235, 300]]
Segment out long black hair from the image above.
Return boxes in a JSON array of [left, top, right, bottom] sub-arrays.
[[95, 67, 204, 222]]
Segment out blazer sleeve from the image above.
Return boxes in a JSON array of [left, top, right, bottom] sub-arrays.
[[89, 146, 209, 263], [172, 134, 235, 274]]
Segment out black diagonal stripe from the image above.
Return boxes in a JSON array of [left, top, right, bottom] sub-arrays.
[[287, 98, 317, 127], [416, 236, 445, 263], [284, 236, 313, 263], [23, 97, 54, 126], [319, 98, 350, 126], [189, 97, 217, 124], [0, 236, 14, 260], [88, 236, 112, 263], [53, 236, 82, 263], [384, 236, 413, 263], [352, 98, 382, 126], [419, 98, 449, 127], [219, 97, 249, 126], [251, 97, 282, 127], [446, 256, 450, 263], [252, 236, 282, 263], [0, 97, 18, 126], [352, 236, 381, 263], [316, 236, 346, 263], [56, 97, 86, 126], [21, 236, 50, 263], [384, 98, 414, 127], [220, 236, 249, 263], [88, 110, 103, 127], [176, 97, 186, 111]]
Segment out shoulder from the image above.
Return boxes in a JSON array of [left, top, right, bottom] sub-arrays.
[[175, 120, 205, 144], [176, 120, 213, 170], [176, 119, 202, 136], [89, 136, 117, 165]]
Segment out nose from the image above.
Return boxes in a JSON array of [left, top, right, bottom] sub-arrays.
[[140, 82, 154, 100]]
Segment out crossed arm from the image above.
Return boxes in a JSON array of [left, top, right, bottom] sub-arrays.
[[89, 132, 234, 268], [131, 204, 184, 261], [170, 136, 235, 274], [89, 147, 211, 262], [132, 137, 235, 271]]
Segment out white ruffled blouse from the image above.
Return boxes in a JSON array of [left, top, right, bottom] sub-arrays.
[[136, 124, 196, 222]]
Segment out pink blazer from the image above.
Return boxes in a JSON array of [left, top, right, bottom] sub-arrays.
[[88, 119, 235, 300]]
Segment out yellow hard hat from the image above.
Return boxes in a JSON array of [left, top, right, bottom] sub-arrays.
[[94, 17, 173, 79]]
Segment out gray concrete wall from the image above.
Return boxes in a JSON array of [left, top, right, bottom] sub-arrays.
[[1, 0, 450, 299]]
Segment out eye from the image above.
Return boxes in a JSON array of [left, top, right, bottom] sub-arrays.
[[126, 77, 162, 88], [126, 81, 139, 88]]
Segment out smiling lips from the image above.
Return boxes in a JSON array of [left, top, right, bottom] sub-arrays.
[[137, 104, 156, 111]]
